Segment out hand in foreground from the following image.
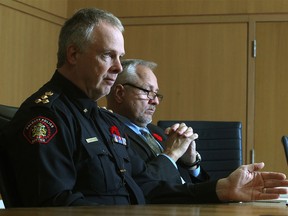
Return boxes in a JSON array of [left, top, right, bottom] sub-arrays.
[[216, 162, 288, 202], [163, 123, 198, 162]]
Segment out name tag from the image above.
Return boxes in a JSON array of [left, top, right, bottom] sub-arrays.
[[86, 137, 98, 143]]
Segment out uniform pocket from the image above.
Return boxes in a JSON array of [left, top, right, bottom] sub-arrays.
[[78, 138, 124, 193]]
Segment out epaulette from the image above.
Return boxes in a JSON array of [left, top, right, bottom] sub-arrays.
[[99, 106, 121, 121], [100, 106, 113, 113], [31, 89, 61, 108], [99, 107, 124, 124]]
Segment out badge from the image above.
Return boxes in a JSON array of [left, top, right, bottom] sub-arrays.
[[23, 116, 58, 144]]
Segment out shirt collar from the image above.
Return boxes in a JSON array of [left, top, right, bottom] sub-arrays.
[[114, 113, 148, 135], [51, 71, 97, 117]]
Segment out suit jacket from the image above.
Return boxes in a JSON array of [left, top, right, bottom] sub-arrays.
[[122, 119, 210, 184]]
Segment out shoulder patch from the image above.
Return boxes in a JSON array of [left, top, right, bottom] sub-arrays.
[[23, 116, 58, 144]]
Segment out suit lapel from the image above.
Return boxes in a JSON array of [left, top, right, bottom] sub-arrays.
[[125, 127, 152, 154]]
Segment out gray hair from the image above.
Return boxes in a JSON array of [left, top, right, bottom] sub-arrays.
[[114, 59, 157, 85], [57, 8, 124, 68]]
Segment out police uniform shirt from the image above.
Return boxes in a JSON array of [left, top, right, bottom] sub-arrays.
[[2, 71, 146, 207]]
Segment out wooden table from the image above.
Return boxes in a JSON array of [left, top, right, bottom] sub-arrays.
[[0, 202, 287, 216]]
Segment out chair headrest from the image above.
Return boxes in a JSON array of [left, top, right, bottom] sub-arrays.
[[0, 105, 18, 120], [0, 104, 18, 130]]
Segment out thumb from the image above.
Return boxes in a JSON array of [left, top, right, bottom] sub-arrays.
[[249, 162, 265, 172]]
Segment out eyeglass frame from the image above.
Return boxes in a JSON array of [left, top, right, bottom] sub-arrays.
[[121, 83, 164, 102]]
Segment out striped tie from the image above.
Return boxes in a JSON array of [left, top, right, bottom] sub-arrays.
[[140, 130, 162, 155]]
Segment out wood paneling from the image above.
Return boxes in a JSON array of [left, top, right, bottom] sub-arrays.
[[16, 0, 67, 18], [254, 22, 288, 175], [98, 21, 248, 160], [123, 23, 247, 123], [0, 0, 66, 24], [68, 0, 288, 17], [0, 1, 66, 107]]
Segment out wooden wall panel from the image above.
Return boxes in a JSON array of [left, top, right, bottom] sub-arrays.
[[16, 0, 67, 18], [97, 20, 249, 160], [0, 1, 66, 107], [68, 0, 288, 17], [254, 22, 288, 175], [122, 23, 247, 123]]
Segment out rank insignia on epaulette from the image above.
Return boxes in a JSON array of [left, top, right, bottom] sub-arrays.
[[112, 134, 127, 145], [35, 91, 54, 104], [101, 106, 113, 113]]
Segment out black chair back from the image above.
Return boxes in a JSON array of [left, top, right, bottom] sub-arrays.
[[281, 136, 288, 165], [0, 104, 18, 208], [157, 120, 242, 180]]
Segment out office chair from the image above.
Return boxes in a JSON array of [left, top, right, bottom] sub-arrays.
[[281, 136, 288, 165], [157, 120, 242, 180], [0, 105, 18, 129], [0, 104, 19, 208]]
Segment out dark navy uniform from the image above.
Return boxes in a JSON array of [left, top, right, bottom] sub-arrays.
[[2, 71, 220, 207]]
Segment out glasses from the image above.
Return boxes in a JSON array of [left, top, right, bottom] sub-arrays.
[[122, 83, 164, 102]]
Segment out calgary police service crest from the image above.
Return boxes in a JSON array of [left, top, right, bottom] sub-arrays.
[[23, 116, 58, 144]]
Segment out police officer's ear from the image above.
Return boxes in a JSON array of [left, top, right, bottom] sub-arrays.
[[114, 84, 125, 103], [66, 44, 79, 65]]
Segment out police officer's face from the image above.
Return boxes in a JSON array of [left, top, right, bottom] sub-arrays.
[[122, 66, 161, 127], [76, 22, 125, 100]]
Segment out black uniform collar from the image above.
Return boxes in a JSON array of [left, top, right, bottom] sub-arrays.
[[50, 71, 97, 117]]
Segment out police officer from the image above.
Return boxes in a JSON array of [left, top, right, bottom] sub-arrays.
[[2, 8, 288, 207], [2, 7, 196, 207]]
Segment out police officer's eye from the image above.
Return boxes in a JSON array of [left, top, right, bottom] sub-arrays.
[[101, 53, 110, 59]]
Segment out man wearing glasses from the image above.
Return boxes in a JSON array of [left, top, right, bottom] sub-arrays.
[[106, 59, 209, 184]]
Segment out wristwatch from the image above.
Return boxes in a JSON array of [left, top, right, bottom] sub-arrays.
[[189, 152, 202, 168]]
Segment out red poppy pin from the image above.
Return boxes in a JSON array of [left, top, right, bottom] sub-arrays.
[[110, 125, 120, 136], [110, 125, 126, 145], [152, 133, 163, 142]]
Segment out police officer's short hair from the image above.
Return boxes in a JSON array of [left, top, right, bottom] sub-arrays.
[[57, 8, 124, 68]]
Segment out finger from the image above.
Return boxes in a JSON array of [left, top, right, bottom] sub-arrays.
[[190, 140, 196, 147], [180, 127, 193, 136], [247, 162, 265, 172], [193, 133, 198, 140], [164, 127, 171, 135], [262, 172, 287, 181], [263, 187, 288, 194], [190, 140, 196, 150], [263, 179, 288, 188], [170, 123, 180, 131], [177, 124, 195, 136], [257, 193, 280, 200], [175, 123, 189, 135], [165, 123, 180, 135]]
